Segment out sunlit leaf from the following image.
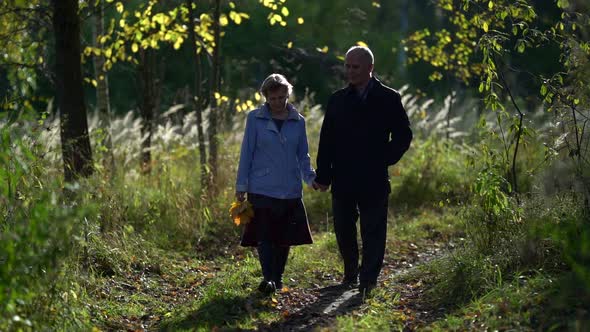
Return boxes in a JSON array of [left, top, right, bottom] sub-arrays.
[[517, 41, 525, 53], [316, 45, 329, 53], [557, 0, 570, 9], [220, 15, 229, 26], [173, 37, 183, 50]]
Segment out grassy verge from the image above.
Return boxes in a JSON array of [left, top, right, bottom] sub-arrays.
[[428, 271, 590, 331], [73, 205, 460, 331]]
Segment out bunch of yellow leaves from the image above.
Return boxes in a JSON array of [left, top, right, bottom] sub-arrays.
[[229, 200, 254, 226]]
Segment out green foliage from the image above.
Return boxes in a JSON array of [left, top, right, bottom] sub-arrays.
[[405, 0, 590, 200], [471, 143, 513, 218], [421, 192, 586, 311], [528, 195, 590, 294], [0, 0, 48, 115], [0, 127, 94, 330], [404, 0, 540, 86], [390, 138, 473, 209], [83, 0, 252, 73], [388, 91, 475, 209]]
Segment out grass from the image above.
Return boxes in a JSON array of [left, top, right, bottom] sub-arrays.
[[428, 271, 590, 331], [86, 207, 461, 331], [158, 232, 343, 331]]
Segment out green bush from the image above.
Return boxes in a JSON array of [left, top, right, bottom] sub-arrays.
[[0, 128, 93, 330], [423, 192, 587, 309], [528, 195, 590, 294], [389, 137, 474, 209]]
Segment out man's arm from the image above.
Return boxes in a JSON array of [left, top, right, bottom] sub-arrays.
[[385, 92, 412, 166], [314, 95, 336, 188]]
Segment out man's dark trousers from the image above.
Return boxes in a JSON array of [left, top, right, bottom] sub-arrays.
[[332, 194, 388, 286]]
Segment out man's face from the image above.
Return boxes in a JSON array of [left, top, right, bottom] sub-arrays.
[[345, 52, 373, 87]]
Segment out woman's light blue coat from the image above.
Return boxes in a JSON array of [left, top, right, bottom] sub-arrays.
[[236, 103, 316, 199]]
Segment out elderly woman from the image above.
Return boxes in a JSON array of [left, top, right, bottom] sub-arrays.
[[235, 73, 315, 294]]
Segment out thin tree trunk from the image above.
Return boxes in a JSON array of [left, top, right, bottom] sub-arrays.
[[207, 0, 221, 188], [570, 104, 590, 213], [52, 0, 93, 182], [90, 0, 115, 174], [138, 48, 157, 174], [446, 77, 454, 140], [187, 0, 208, 189]]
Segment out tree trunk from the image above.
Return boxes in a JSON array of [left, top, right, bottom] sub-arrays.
[[187, 0, 208, 189], [90, 0, 115, 174], [52, 0, 93, 182], [207, 0, 221, 188], [138, 48, 158, 174]]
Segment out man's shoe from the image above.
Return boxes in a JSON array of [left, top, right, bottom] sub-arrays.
[[358, 282, 376, 296], [257, 280, 276, 295], [341, 277, 359, 289]]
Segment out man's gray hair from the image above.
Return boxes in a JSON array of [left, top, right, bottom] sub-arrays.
[[346, 46, 374, 65], [260, 73, 293, 98]]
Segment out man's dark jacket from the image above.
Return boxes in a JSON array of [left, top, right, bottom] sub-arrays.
[[315, 77, 412, 199]]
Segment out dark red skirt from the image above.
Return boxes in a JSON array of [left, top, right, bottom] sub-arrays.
[[240, 193, 313, 247]]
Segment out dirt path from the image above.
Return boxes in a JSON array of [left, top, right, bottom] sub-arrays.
[[257, 238, 451, 331], [93, 236, 453, 331]]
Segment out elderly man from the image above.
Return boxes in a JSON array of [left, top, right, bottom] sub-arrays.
[[313, 46, 413, 295]]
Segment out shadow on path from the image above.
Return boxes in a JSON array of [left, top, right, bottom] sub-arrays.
[[159, 293, 258, 331], [262, 284, 363, 331]]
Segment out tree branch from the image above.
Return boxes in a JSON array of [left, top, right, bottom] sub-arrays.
[[495, 54, 524, 201]]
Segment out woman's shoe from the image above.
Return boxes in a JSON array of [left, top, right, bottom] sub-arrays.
[[257, 280, 276, 294]]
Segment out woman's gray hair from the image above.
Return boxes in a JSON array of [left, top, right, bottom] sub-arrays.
[[260, 73, 293, 98], [346, 46, 374, 65]]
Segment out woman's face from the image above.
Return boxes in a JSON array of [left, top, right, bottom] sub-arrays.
[[266, 87, 289, 113]]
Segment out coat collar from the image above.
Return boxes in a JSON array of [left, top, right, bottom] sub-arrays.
[[254, 103, 301, 121], [344, 76, 381, 97]]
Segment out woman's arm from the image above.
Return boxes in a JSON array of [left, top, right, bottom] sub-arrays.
[[236, 112, 256, 194], [297, 118, 316, 185]]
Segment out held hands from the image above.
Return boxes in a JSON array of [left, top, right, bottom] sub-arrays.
[[312, 181, 329, 192], [236, 191, 246, 202]]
